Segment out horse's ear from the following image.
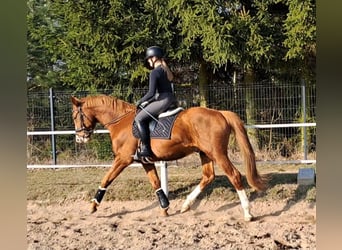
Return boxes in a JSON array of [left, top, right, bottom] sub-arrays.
[[71, 96, 81, 106]]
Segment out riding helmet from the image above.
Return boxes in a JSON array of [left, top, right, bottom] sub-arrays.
[[144, 46, 164, 69]]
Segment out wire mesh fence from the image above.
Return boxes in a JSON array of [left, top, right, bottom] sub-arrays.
[[27, 82, 316, 166]]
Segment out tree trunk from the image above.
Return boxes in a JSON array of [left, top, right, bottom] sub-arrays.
[[244, 67, 259, 150], [198, 59, 209, 107], [299, 56, 315, 159]]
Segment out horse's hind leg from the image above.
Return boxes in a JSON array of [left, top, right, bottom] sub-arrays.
[[181, 152, 215, 213], [216, 155, 253, 221], [142, 163, 170, 216]]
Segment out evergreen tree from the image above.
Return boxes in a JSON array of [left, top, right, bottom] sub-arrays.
[[283, 0, 316, 82], [27, 0, 315, 91], [27, 0, 64, 90]]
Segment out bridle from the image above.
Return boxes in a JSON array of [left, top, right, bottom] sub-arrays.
[[73, 105, 135, 137], [73, 106, 94, 137]]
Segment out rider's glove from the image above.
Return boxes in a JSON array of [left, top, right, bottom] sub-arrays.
[[138, 101, 149, 109]]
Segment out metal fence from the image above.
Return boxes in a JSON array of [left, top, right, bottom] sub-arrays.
[[27, 82, 316, 166]]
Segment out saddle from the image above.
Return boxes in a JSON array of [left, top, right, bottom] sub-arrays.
[[132, 106, 184, 140]]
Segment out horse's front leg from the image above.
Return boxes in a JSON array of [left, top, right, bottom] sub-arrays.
[[90, 157, 132, 213], [142, 163, 170, 216]]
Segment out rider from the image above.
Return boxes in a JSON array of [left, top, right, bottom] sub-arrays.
[[135, 46, 176, 158]]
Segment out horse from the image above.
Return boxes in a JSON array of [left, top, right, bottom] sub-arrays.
[[71, 94, 267, 221]]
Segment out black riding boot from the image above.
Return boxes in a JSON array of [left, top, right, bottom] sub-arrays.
[[136, 121, 154, 158]]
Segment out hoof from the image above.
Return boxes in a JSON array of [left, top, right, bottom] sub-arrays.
[[90, 202, 98, 214], [244, 215, 253, 222], [180, 205, 190, 213], [160, 208, 169, 217]]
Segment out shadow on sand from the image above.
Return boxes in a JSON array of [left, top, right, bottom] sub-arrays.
[[97, 171, 315, 220], [168, 171, 315, 220]]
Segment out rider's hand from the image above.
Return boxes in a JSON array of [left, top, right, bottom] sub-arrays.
[[140, 101, 149, 108], [135, 101, 142, 109], [137, 101, 148, 108]]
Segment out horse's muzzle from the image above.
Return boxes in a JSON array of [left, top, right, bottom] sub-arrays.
[[75, 134, 90, 143]]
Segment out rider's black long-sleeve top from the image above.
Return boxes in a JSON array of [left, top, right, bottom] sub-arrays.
[[137, 66, 173, 105]]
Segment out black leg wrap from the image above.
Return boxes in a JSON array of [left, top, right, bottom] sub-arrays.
[[92, 187, 106, 204], [156, 188, 169, 209]]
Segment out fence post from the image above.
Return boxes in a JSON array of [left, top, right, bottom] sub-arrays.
[[49, 88, 57, 165], [301, 80, 308, 160]]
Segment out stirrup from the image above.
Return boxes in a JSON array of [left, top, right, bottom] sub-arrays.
[[132, 146, 155, 163], [131, 153, 155, 164], [141, 156, 155, 164]]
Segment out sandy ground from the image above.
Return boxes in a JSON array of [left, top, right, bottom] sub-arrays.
[[27, 198, 316, 250]]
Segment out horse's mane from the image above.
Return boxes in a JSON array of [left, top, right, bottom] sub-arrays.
[[82, 95, 135, 113]]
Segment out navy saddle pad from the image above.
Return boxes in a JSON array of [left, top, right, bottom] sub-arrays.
[[132, 112, 181, 139]]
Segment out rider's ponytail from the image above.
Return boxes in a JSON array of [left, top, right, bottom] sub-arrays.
[[161, 59, 174, 82]]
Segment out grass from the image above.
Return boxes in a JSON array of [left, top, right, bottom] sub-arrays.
[[27, 164, 316, 205]]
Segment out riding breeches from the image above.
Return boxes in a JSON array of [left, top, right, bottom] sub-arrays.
[[134, 93, 176, 123]]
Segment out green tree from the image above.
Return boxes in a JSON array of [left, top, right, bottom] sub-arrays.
[[27, 0, 315, 93], [168, 0, 243, 106], [283, 0, 316, 82], [27, 0, 63, 90], [27, 0, 183, 93], [283, 0, 316, 154], [49, 0, 149, 91]]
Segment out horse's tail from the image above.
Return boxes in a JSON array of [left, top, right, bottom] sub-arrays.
[[219, 110, 268, 191]]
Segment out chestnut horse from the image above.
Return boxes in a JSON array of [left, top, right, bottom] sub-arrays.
[[71, 95, 267, 221]]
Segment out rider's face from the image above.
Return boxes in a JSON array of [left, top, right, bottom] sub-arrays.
[[148, 57, 157, 69]]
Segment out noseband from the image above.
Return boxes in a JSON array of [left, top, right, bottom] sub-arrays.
[[73, 106, 94, 136]]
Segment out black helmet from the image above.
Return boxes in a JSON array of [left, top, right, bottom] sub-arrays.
[[144, 46, 164, 69]]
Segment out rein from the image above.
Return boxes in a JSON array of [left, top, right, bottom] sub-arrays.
[[103, 109, 135, 128]]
